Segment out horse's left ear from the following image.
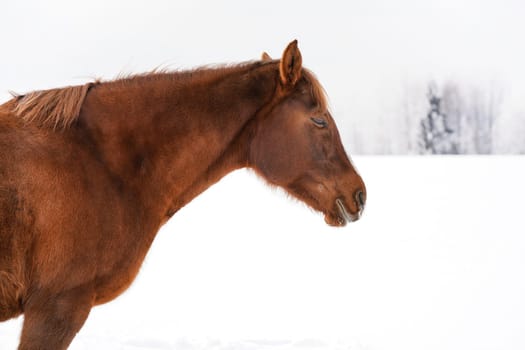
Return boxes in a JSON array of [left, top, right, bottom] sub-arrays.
[[280, 40, 302, 86], [261, 52, 272, 61]]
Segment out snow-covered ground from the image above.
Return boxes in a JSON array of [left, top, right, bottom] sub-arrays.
[[1, 156, 524, 350]]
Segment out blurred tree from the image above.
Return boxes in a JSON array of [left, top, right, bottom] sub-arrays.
[[465, 83, 503, 154], [417, 81, 504, 154], [419, 82, 458, 154]]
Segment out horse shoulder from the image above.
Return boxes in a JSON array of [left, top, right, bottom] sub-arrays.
[[0, 185, 33, 321]]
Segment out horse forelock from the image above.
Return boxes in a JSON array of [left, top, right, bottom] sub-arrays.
[[10, 82, 95, 130]]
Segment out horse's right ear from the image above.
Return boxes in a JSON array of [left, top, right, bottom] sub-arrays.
[[279, 40, 302, 86], [261, 52, 272, 61]]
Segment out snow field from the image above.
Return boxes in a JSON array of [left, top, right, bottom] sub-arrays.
[[1, 156, 524, 349]]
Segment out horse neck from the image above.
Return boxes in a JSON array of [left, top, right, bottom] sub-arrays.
[[79, 63, 278, 223]]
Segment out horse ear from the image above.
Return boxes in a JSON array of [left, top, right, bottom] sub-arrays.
[[261, 52, 272, 61], [279, 40, 302, 86]]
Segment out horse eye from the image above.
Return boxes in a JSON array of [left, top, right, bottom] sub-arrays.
[[310, 117, 328, 128]]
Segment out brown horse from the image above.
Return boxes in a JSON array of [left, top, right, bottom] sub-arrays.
[[0, 40, 366, 349]]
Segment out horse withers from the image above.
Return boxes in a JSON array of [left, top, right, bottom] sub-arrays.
[[0, 40, 366, 349]]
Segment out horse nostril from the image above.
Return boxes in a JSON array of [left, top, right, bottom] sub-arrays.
[[355, 190, 365, 208]]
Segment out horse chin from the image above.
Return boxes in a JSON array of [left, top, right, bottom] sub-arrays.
[[324, 213, 347, 227]]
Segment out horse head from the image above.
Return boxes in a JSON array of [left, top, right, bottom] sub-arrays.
[[249, 40, 366, 226]]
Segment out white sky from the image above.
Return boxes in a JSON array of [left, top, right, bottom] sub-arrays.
[[1, 0, 524, 153]]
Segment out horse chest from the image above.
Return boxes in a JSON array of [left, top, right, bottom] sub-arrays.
[[92, 226, 156, 305]]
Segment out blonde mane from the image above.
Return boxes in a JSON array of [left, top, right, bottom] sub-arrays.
[[10, 82, 94, 130]]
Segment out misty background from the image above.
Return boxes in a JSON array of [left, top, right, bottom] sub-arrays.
[[1, 0, 523, 155]]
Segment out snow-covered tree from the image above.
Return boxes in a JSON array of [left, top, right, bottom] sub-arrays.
[[464, 83, 503, 154], [419, 82, 458, 154], [413, 80, 504, 155]]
